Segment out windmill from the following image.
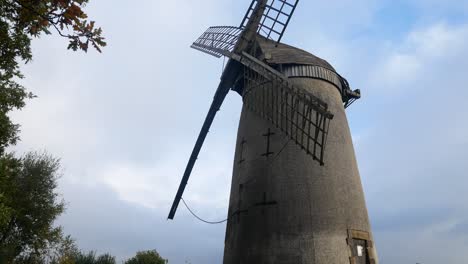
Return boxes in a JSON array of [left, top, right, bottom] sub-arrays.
[[168, 1, 378, 263]]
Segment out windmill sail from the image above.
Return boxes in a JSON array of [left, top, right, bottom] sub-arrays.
[[191, 26, 243, 58], [240, 0, 299, 42], [242, 68, 332, 164], [238, 53, 333, 164], [167, 82, 230, 220], [190, 0, 299, 59]]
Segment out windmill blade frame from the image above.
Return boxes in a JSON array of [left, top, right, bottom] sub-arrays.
[[190, 0, 300, 59], [232, 51, 331, 116], [240, 0, 300, 43], [241, 64, 333, 165], [191, 26, 243, 58], [167, 82, 231, 220], [232, 51, 333, 164]]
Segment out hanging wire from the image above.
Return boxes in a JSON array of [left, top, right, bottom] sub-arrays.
[[181, 197, 228, 224], [181, 138, 291, 225], [270, 138, 290, 164]]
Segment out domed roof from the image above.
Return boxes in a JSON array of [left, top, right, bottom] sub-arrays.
[[256, 36, 336, 72]]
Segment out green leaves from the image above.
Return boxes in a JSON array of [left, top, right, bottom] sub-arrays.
[[0, 193, 12, 229], [0, 1, 109, 262], [0, 152, 65, 262], [67, 19, 106, 52], [125, 250, 169, 264], [69, 251, 117, 264], [1, 0, 107, 52]]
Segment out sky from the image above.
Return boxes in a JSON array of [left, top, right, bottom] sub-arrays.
[[10, 0, 468, 263]]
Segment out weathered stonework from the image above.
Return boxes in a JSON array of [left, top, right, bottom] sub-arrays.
[[223, 70, 377, 264]]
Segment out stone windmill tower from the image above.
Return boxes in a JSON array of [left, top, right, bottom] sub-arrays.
[[168, 1, 378, 263]]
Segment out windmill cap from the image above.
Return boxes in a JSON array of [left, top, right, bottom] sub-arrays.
[[256, 35, 336, 72]]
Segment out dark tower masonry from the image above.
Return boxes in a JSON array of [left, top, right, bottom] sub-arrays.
[[223, 37, 377, 264], [168, 1, 377, 263]]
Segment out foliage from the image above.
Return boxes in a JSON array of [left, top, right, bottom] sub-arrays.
[[0, 189, 12, 229], [70, 251, 116, 264], [0, 152, 65, 263], [0, 1, 108, 263], [0, 83, 33, 155], [11, 234, 75, 263], [0, 0, 105, 155], [94, 253, 116, 264], [44, 235, 79, 264], [12, 238, 117, 264], [125, 250, 168, 264]]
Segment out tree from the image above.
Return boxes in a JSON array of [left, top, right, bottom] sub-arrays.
[[45, 235, 79, 264], [32, 235, 117, 264], [0, 1, 105, 260], [11, 234, 76, 264], [0, 0, 105, 155], [0, 1, 105, 262], [68, 251, 116, 264], [125, 250, 168, 264], [94, 253, 116, 264], [0, 152, 65, 263]]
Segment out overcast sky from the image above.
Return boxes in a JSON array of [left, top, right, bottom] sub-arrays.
[[10, 0, 468, 263]]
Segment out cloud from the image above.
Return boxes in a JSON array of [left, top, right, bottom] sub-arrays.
[[368, 22, 468, 91], [57, 180, 226, 263], [96, 148, 234, 211], [409, 0, 468, 15], [353, 21, 468, 264]]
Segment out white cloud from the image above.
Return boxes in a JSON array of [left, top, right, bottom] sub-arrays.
[[97, 148, 233, 211], [409, 0, 468, 14], [379, 53, 422, 85], [368, 22, 468, 91], [352, 21, 468, 264], [99, 164, 170, 209]]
